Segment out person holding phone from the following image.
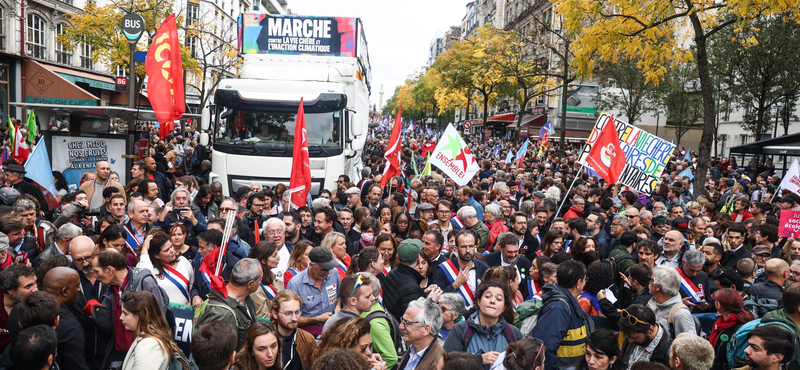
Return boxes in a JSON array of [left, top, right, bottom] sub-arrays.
[[156, 188, 207, 247]]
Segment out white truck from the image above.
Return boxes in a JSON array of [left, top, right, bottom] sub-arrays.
[[200, 14, 372, 196]]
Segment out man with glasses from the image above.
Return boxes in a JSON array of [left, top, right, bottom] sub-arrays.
[[263, 217, 292, 284], [337, 175, 350, 192], [433, 201, 454, 248], [68, 235, 110, 369], [238, 192, 268, 247], [397, 297, 445, 370], [618, 304, 671, 369], [287, 246, 341, 337], [322, 274, 375, 334], [436, 293, 465, 345], [270, 290, 319, 370], [608, 215, 630, 259], [677, 250, 710, 312], [625, 207, 642, 228], [563, 196, 585, 220]]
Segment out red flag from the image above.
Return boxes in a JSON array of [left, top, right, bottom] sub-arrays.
[[12, 126, 29, 164], [289, 98, 311, 209], [145, 14, 185, 132], [421, 140, 436, 158], [199, 246, 227, 297], [381, 106, 403, 188], [586, 115, 626, 185], [159, 121, 174, 141]]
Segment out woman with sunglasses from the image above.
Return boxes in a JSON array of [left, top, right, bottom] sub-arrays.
[[574, 329, 620, 370], [710, 289, 754, 370], [311, 316, 386, 370], [232, 322, 282, 370], [443, 281, 523, 370]]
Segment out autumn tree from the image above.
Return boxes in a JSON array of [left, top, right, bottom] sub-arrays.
[[185, 7, 242, 109], [59, 0, 198, 98], [555, 0, 800, 199]]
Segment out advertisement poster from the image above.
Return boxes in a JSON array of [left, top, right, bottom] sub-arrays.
[[240, 14, 357, 57], [578, 113, 676, 195], [51, 135, 127, 190], [779, 210, 800, 238]]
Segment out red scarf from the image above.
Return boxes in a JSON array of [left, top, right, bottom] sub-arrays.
[[710, 313, 739, 345]]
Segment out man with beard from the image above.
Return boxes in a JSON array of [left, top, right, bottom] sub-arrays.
[[740, 325, 794, 370], [69, 236, 110, 370], [143, 157, 172, 202], [432, 229, 489, 303], [237, 192, 268, 247], [283, 211, 304, 245], [270, 289, 319, 370], [367, 184, 387, 216], [0, 265, 37, 353], [486, 232, 533, 294], [421, 230, 447, 273], [702, 238, 723, 277], [586, 212, 610, 257], [618, 304, 671, 369], [655, 231, 685, 268], [210, 181, 226, 208], [721, 226, 749, 270], [510, 212, 537, 255]]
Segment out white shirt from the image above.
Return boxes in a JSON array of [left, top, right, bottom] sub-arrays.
[[273, 244, 291, 283], [136, 255, 195, 305]]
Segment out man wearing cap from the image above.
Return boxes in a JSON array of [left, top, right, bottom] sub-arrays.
[[345, 187, 363, 211], [748, 258, 789, 306], [417, 203, 436, 224], [751, 245, 773, 284], [3, 164, 47, 212], [286, 246, 341, 337], [384, 239, 443, 322], [779, 197, 797, 211], [651, 215, 671, 242]]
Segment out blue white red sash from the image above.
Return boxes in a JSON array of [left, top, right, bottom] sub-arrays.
[[260, 283, 277, 299], [383, 267, 389, 276], [451, 216, 464, 230], [676, 267, 703, 303], [335, 260, 348, 277], [441, 260, 474, 306], [482, 250, 489, 256], [563, 240, 572, 254], [284, 268, 297, 288], [526, 279, 541, 300], [535, 250, 543, 257], [122, 225, 140, 255], [162, 264, 190, 302], [441, 247, 450, 255]]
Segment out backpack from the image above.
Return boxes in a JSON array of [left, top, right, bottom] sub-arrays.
[[666, 302, 702, 338], [727, 319, 800, 369], [168, 350, 195, 370], [743, 297, 781, 319], [607, 254, 635, 289], [365, 309, 404, 357], [461, 321, 520, 350], [131, 268, 177, 334]]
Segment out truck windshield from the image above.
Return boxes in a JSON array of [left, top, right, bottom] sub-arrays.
[[214, 109, 342, 147]]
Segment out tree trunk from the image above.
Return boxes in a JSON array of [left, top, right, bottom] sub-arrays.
[[690, 14, 716, 201], [483, 94, 490, 138]]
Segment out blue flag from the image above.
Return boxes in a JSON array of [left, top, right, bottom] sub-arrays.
[[24, 139, 58, 210], [516, 139, 530, 161], [683, 149, 691, 161], [505, 150, 513, 164], [539, 120, 554, 137], [679, 167, 694, 180]]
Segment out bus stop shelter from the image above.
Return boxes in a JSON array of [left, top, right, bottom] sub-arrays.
[[728, 132, 800, 177]]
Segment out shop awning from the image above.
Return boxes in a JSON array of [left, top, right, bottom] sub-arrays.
[[729, 132, 800, 156], [48, 64, 117, 91], [532, 129, 590, 143], [508, 114, 546, 128], [487, 113, 516, 122], [24, 60, 99, 106]]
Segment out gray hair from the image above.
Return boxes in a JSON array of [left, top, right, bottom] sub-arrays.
[[406, 297, 443, 336], [438, 293, 466, 320], [170, 188, 192, 205], [311, 197, 330, 211], [12, 199, 36, 213], [56, 223, 82, 241], [484, 203, 503, 218], [572, 196, 585, 204], [496, 232, 518, 249], [361, 167, 372, 178], [496, 184, 509, 193], [682, 249, 705, 267], [640, 210, 653, 220], [792, 260, 800, 269], [545, 186, 561, 202], [688, 217, 706, 228], [263, 217, 286, 233], [702, 237, 721, 246], [457, 206, 477, 220], [652, 265, 681, 297], [230, 258, 261, 286], [520, 200, 536, 216], [359, 272, 381, 299], [495, 170, 506, 182], [613, 215, 630, 230]]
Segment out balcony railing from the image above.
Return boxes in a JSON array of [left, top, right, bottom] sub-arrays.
[[80, 56, 93, 69], [26, 44, 46, 59], [56, 51, 72, 65]]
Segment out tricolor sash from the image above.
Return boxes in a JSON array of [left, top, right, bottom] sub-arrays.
[[526, 279, 541, 300], [535, 250, 543, 257], [260, 283, 277, 299], [122, 225, 140, 255], [676, 267, 703, 303], [481, 250, 489, 256], [563, 240, 572, 254], [451, 216, 464, 230], [335, 260, 348, 277], [162, 264, 190, 302], [441, 260, 474, 306]]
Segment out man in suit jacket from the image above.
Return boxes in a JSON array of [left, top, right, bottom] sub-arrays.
[[721, 226, 749, 270], [486, 232, 533, 295]]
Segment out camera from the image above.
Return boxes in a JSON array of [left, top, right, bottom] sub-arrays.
[[174, 207, 190, 214], [75, 203, 102, 218]]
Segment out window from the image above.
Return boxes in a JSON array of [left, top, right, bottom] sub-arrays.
[[115, 65, 128, 78], [26, 14, 46, 59], [740, 135, 749, 145], [187, 3, 199, 25], [186, 36, 197, 59], [0, 8, 5, 51], [80, 40, 92, 69], [55, 24, 72, 64]]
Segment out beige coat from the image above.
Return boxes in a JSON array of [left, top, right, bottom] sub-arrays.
[[122, 337, 169, 370], [80, 179, 127, 204]]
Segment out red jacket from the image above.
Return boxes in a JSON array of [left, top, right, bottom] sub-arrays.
[[564, 206, 584, 220]]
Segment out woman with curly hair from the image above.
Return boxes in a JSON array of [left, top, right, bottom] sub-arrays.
[[233, 322, 282, 370], [571, 236, 598, 262], [121, 291, 188, 370], [311, 349, 370, 370], [311, 317, 386, 370], [578, 261, 614, 316]]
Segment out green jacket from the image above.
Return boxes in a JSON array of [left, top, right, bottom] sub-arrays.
[[361, 301, 398, 370], [468, 221, 491, 251], [760, 309, 800, 370], [196, 288, 258, 350], [611, 246, 636, 276]]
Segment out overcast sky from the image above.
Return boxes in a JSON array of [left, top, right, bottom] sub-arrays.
[[288, 0, 469, 109]]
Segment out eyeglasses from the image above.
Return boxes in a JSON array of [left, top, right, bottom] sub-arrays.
[[359, 342, 373, 354], [265, 231, 282, 237], [401, 319, 421, 327], [621, 309, 653, 327], [73, 254, 96, 264], [220, 207, 237, 212], [627, 215, 639, 219], [279, 310, 301, 317], [351, 275, 366, 297]]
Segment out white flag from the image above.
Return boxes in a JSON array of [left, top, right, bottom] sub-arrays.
[[429, 124, 480, 186], [780, 159, 800, 196]]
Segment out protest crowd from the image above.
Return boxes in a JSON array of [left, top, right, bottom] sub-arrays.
[[0, 115, 799, 370]]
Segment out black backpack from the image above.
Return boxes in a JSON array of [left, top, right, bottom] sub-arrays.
[[365, 309, 404, 357], [606, 254, 635, 289]]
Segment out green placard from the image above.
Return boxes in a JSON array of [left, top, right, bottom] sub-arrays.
[[566, 106, 597, 113], [56, 73, 117, 91]]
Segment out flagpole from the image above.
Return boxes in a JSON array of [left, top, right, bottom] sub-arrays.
[[555, 163, 585, 218]]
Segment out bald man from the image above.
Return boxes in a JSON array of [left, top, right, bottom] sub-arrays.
[[749, 259, 790, 306], [68, 236, 110, 370], [143, 157, 173, 202], [80, 161, 126, 209], [37, 267, 89, 370]]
